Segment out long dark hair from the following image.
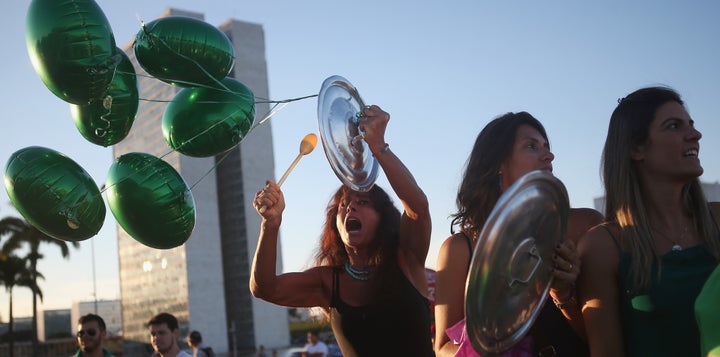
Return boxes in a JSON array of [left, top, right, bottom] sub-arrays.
[[312, 184, 404, 306], [315, 184, 401, 269], [451, 111, 548, 240], [603, 86, 720, 290]]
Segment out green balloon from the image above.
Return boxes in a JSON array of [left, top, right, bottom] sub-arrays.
[[134, 16, 235, 87], [26, 0, 119, 105], [163, 77, 255, 157], [106, 152, 195, 249], [71, 48, 139, 147], [3, 146, 106, 241]]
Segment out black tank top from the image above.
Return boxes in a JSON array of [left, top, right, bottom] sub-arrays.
[[330, 268, 435, 357]]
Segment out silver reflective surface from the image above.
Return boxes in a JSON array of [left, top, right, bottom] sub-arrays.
[[317, 75, 379, 192], [465, 170, 569, 355]]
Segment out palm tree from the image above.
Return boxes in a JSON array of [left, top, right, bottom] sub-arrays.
[[0, 251, 40, 357], [0, 217, 25, 252], [0, 217, 77, 357]]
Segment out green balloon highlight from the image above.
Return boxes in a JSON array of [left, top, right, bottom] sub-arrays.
[[71, 48, 139, 147], [4, 146, 106, 242], [163, 77, 255, 157], [134, 16, 235, 87], [26, 0, 119, 105], [105, 152, 195, 249]]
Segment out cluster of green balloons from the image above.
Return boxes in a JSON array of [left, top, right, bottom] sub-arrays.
[[26, 0, 138, 147], [8, 0, 260, 249], [133, 16, 255, 157]]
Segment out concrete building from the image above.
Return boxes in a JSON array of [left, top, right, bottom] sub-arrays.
[[37, 309, 70, 341], [70, 299, 122, 336], [115, 8, 289, 356]]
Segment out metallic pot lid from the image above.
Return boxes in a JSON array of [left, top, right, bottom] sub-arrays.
[[465, 170, 569, 355], [317, 75, 378, 192]]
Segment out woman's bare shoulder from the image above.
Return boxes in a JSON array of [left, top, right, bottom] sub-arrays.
[[439, 232, 473, 252], [437, 233, 472, 266], [301, 265, 336, 286], [578, 222, 619, 255], [569, 207, 605, 225], [567, 208, 605, 243]]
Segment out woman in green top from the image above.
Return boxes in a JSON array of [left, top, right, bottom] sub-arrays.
[[578, 86, 720, 356]]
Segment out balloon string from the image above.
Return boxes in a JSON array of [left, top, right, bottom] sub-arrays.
[[250, 94, 319, 130], [125, 66, 319, 109], [118, 91, 316, 167], [90, 56, 126, 138], [152, 96, 305, 194], [100, 60, 320, 194], [94, 96, 114, 138], [152, 94, 310, 189], [172, 106, 251, 154], [187, 151, 233, 191], [255, 93, 319, 104], [251, 102, 289, 130], [132, 92, 318, 137]]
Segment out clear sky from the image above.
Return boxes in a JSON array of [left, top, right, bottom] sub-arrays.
[[2, 0, 720, 320]]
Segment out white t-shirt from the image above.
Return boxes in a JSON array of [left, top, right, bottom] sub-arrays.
[[305, 341, 329, 357], [151, 350, 192, 357]]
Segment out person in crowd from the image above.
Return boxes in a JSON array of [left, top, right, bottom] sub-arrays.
[[72, 313, 115, 357], [578, 86, 720, 356], [302, 330, 329, 357], [250, 104, 434, 356], [186, 330, 214, 357], [148, 312, 191, 357], [326, 337, 342, 357], [434, 111, 604, 356], [254, 344, 268, 357]]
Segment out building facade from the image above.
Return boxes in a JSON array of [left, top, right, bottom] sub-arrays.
[[115, 8, 289, 356], [70, 299, 123, 336], [37, 309, 70, 342]]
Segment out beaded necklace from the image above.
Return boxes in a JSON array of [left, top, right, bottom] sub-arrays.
[[344, 262, 372, 281]]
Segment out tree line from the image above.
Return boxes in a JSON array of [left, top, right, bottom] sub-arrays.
[[0, 216, 79, 357]]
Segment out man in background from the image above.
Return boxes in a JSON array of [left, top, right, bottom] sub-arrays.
[[302, 331, 328, 357], [148, 312, 191, 357], [72, 313, 114, 357]]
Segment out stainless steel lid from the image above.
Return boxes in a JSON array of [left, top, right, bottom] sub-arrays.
[[465, 170, 569, 355], [317, 75, 379, 192]]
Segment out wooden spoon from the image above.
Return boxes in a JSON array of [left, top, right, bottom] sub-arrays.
[[259, 133, 318, 213], [277, 133, 317, 186]]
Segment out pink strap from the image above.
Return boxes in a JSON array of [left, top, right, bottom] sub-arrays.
[[446, 319, 535, 357]]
